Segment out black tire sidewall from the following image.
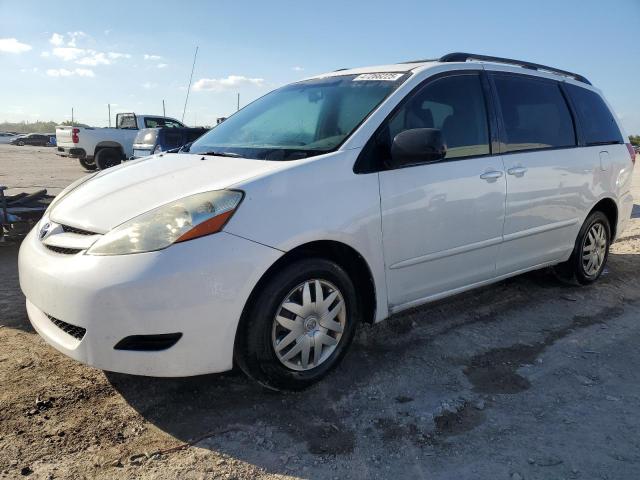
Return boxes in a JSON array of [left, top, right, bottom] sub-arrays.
[[237, 258, 360, 391], [573, 211, 611, 284]]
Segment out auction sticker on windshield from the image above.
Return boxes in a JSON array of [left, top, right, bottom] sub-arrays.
[[353, 73, 404, 81]]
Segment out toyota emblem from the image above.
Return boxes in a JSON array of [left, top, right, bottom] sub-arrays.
[[39, 222, 51, 240]]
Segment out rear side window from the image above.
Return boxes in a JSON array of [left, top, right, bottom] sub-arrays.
[[564, 84, 623, 145], [492, 75, 575, 152]]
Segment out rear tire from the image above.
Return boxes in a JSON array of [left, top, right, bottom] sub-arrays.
[[79, 157, 97, 171], [95, 148, 122, 170], [554, 211, 611, 285], [17, 141, 24, 146], [235, 258, 360, 391]]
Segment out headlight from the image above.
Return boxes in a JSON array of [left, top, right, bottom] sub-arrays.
[[86, 190, 243, 256]]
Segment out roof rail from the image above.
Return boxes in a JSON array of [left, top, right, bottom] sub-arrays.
[[439, 52, 591, 85]]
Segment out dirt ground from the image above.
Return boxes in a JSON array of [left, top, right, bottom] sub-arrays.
[[2, 144, 640, 479]]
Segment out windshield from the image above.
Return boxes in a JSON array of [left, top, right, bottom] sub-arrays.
[[190, 73, 407, 160]]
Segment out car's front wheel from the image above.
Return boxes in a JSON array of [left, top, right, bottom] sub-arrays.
[[235, 258, 360, 391]]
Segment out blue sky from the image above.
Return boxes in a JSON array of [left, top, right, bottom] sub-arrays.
[[1, 0, 639, 133]]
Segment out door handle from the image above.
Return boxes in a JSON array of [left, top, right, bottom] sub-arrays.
[[507, 166, 528, 177], [479, 170, 503, 182]]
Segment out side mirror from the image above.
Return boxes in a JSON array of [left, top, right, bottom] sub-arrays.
[[179, 142, 193, 153], [390, 128, 446, 168]]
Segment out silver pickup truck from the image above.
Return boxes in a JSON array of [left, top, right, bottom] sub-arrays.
[[56, 113, 184, 170]]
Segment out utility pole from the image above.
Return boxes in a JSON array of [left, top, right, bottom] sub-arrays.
[[181, 46, 199, 123], [108, 104, 111, 127], [162, 99, 166, 117], [71, 107, 74, 126], [237, 93, 240, 111]]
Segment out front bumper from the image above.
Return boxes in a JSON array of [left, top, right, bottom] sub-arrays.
[[19, 228, 282, 376]]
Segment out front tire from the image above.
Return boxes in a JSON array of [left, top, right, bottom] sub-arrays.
[[555, 211, 611, 285], [95, 148, 122, 170], [235, 258, 360, 391]]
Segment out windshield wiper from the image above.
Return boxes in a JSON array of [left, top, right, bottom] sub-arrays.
[[198, 151, 245, 158]]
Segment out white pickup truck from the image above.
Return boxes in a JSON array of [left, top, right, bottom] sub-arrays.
[[56, 113, 185, 170]]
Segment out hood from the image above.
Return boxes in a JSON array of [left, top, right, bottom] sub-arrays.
[[50, 153, 289, 233]]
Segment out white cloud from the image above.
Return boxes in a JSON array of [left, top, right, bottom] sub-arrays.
[[49, 33, 64, 46], [193, 75, 265, 92], [46, 68, 95, 78], [52, 46, 85, 61], [107, 52, 131, 59], [40, 51, 50, 57], [292, 66, 304, 71], [142, 82, 158, 89], [157, 63, 168, 69], [66, 31, 86, 47], [144, 54, 161, 60], [76, 52, 110, 66], [0, 38, 32, 54]]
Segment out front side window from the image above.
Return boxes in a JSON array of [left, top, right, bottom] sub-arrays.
[[564, 84, 623, 146], [492, 75, 575, 152], [358, 73, 490, 171], [189, 73, 407, 160]]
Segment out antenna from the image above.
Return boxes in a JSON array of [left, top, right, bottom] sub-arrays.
[[237, 93, 240, 111], [162, 99, 166, 117], [181, 46, 199, 123], [108, 103, 111, 127]]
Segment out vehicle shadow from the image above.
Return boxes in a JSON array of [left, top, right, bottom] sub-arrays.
[[105, 249, 640, 476]]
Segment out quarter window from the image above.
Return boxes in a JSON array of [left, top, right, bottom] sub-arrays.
[[492, 75, 575, 152], [564, 84, 623, 145], [360, 73, 490, 171]]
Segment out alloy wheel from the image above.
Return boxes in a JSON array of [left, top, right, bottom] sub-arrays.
[[582, 222, 607, 276]]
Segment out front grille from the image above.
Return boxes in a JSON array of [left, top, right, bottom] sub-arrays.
[[46, 315, 86, 341], [45, 245, 83, 255], [61, 224, 95, 236]]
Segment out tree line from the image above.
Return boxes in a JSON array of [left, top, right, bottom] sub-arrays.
[[0, 121, 90, 134]]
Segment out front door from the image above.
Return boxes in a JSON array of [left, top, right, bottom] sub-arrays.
[[369, 72, 506, 311]]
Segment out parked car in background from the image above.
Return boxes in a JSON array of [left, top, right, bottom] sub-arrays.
[[10, 133, 53, 146], [55, 113, 185, 170], [0, 132, 17, 144], [129, 127, 208, 159], [19, 53, 635, 391]]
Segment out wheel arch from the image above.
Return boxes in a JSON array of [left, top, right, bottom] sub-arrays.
[[94, 142, 125, 158], [235, 240, 378, 351], [589, 197, 618, 240]]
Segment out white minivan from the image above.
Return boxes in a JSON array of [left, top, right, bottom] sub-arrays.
[[19, 53, 636, 390]]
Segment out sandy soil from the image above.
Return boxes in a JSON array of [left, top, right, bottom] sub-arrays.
[[1, 145, 640, 479]]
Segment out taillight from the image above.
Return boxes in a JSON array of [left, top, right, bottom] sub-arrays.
[[626, 143, 636, 165], [72, 128, 80, 144]]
